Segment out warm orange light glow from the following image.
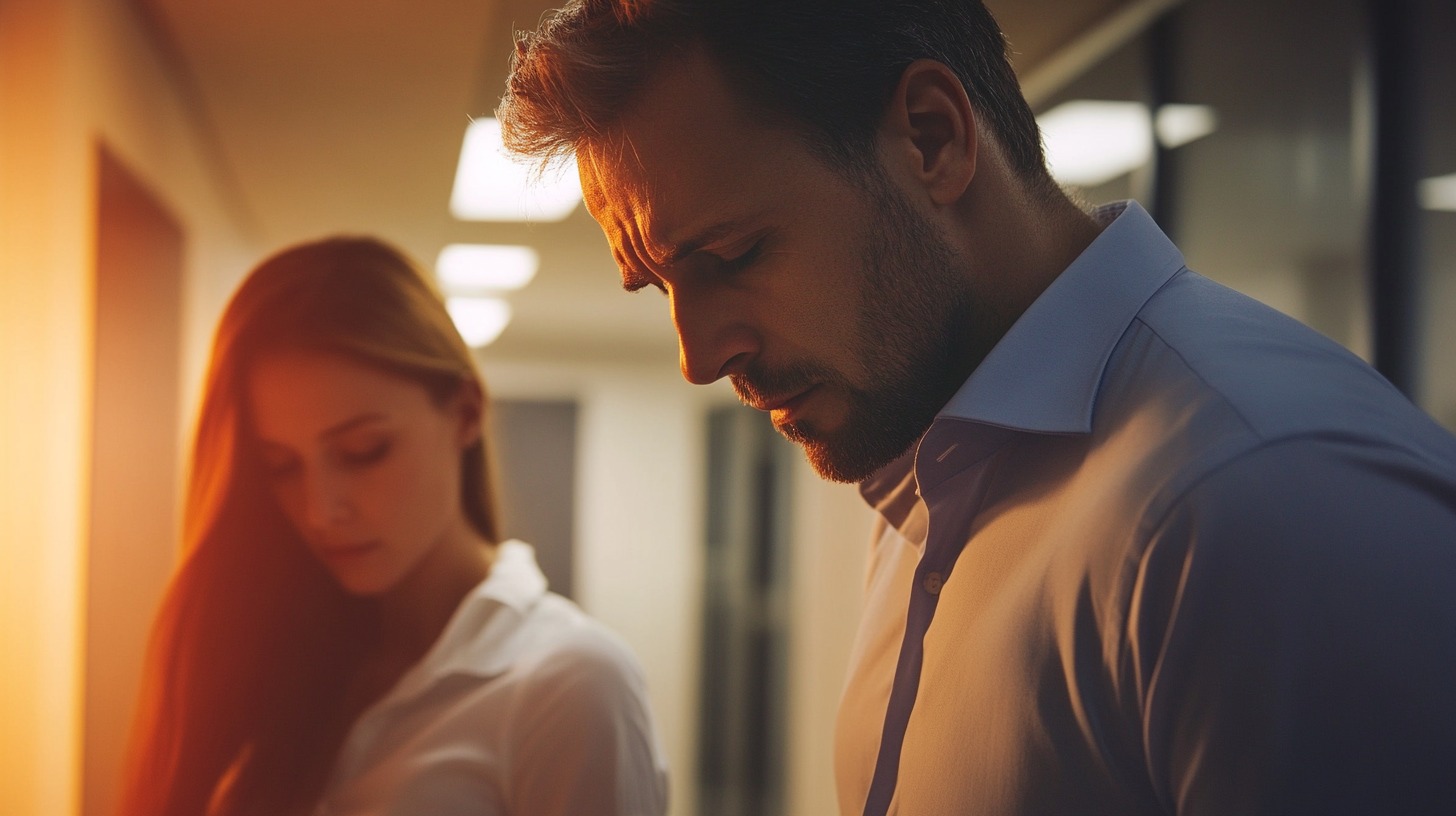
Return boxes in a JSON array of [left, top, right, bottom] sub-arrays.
[[1, 4, 91, 816]]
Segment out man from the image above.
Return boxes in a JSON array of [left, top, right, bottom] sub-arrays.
[[499, 1, 1456, 813]]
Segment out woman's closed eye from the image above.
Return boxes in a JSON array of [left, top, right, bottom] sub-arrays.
[[335, 439, 392, 469]]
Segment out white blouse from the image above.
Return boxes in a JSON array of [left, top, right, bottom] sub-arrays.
[[314, 540, 669, 816]]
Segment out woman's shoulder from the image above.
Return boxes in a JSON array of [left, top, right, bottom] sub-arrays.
[[496, 599, 669, 816], [471, 542, 644, 677], [508, 592, 648, 688], [435, 541, 643, 682]]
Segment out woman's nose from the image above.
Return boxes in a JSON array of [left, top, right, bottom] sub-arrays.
[[303, 467, 354, 531]]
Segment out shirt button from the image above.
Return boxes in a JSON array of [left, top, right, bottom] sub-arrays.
[[924, 572, 944, 595]]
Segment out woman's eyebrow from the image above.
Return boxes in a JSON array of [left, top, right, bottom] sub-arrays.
[[319, 412, 389, 439]]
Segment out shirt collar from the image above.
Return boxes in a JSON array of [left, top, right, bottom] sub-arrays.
[[939, 200, 1185, 435], [395, 539, 549, 690], [859, 446, 926, 545]]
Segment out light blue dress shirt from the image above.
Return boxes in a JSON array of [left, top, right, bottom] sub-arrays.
[[838, 201, 1456, 815]]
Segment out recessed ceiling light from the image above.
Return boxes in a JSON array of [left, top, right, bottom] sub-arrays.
[[1420, 173, 1456, 211], [1039, 100, 1152, 187], [1038, 101, 1217, 187], [446, 296, 512, 348], [449, 117, 581, 222], [437, 244, 538, 292], [1155, 104, 1219, 149]]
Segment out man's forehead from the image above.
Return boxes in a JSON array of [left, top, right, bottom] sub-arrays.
[[577, 50, 762, 209], [578, 131, 727, 263], [575, 45, 828, 275], [578, 137, 650, 216], [578, 141, 665, 249]]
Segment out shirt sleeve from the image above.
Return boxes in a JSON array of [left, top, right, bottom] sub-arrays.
[[503, 630, 669, 816], [1130, 434, 1456, 816]]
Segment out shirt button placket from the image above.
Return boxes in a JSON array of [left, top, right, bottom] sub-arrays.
[[923, 571, 944, 595]]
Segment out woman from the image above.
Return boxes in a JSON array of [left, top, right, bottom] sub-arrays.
[[118, 237, 668, 816]]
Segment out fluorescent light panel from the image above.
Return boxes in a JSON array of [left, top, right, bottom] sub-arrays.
[[1038, 101, 1217, 187], [1039, 101, 1151, 187], [450, 117, 582, 222], [437, 244, 538, 292], [446, 297, 512, 348], [1421, 173, 1456, 212], [1156, 104, 1218, 149]]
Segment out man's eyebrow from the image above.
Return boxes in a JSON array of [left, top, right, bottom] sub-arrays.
[[621, 267, 659, 293], [616, 220, 746, 291], [614, 243, 661, 292], [659, 220, 747, 267]]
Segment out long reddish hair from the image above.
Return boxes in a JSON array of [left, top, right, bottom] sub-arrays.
[[118, 237, 500, 815]]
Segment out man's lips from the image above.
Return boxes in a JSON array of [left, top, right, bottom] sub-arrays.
[[748, 385, 818, 418]]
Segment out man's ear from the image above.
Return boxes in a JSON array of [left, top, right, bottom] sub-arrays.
[[451, 379, 485, 448], [880, 59, 978, 206]]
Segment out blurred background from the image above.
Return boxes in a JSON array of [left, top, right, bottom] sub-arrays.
[[1, 0, 1451, 814]]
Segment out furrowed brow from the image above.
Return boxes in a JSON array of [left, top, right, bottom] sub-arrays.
[[620, 266, 659, 293], [659, 221, 744, 267], [613, 243, 660, 293], [618, 220, 751, 292]]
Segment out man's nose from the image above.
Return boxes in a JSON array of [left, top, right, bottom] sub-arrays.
[[671, 287, 758, 385]]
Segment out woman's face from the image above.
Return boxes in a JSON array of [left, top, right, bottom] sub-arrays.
[[247, 350, 478, 595]]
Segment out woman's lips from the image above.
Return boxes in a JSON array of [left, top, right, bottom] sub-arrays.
[[317, 540, 380, 562]]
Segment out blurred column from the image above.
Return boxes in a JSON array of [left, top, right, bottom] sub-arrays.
[[1366, 0, 1424, 397], [1148, 9, 1181, 239]]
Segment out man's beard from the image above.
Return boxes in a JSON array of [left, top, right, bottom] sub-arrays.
[[732, 174, 984, 483]]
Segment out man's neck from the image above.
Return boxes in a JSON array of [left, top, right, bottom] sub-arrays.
[[956, 168, 1102, 341]]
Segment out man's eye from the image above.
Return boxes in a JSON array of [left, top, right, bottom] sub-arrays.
[[721, 241, 764, 273]]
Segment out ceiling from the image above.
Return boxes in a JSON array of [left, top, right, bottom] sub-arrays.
[[136, 0, 1141, 366]]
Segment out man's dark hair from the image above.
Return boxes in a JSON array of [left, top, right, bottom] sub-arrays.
[[499, 0, 1054, 192]]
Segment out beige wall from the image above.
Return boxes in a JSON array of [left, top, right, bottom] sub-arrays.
[[0, 1, 255, 814], [786, 473, 874, 816]]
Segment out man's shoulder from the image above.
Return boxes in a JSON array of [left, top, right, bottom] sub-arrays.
[[1082, 269, 1456, 537], [1114, 269, 1448, 451]]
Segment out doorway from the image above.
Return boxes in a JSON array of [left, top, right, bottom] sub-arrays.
[[83, 146, 186, 816]]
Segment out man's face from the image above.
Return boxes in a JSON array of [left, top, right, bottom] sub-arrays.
[[579, 49, 982, 482]]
